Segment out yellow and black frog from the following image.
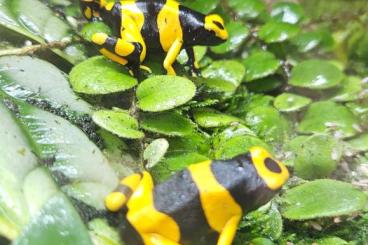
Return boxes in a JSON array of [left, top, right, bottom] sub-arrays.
[[105, 146, 289, 245], [80, 0, 228, 76]]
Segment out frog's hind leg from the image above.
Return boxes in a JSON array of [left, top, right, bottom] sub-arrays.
[[185, 47, 201, 77], [92, 32, 143, 76]]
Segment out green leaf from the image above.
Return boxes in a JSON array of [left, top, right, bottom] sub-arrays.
[[298, 101, 360, 138], [348, 133, 368, 152], [69, 56, 137, 95], [0, 56, 92, 115], [212, 125, 270, 160], [88, 219, 123, 245], [137, 75, 196, 112], [315, 237, 349, 245], [177, 46, 207, 65], [281, 179, 367, 220], [0, 0, 86, 64], [242, 51, 281, 82], [285, 135, 342, 179], [144, 139, 169, 169], [92, 109, 144, 139], [291, 29, 334, 52], [151, 153, 209, 182], [182, 0, 220, 14], [273, 93, 312, 112], [258, 21, 300, 43], [141, 111, 195, 136], [211, 21, 249, 54], [249, 238, 275, 245], [245, 106, 291, 144], [228, 0, 266, 19], [271, 2, 305, 24], [14, 193, 92, 245], [80, 22, 112, 42], [201, 60, 245, 95], [289, 60, 344, 89], [328, 76, 364, 102], [193, 109, 242, 128], [246, 76, 283, 93]]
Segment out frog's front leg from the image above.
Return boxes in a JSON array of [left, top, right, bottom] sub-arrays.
[[163, 39, 183, 76], [91, 32, 144, 76], [105, 173, 143, 212], [185, 47, 201, 77], [216, 215, 242, 245]]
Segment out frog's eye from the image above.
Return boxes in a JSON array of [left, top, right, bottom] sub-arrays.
[[213, 20, 225, 30], [249, 146, 289, 190]]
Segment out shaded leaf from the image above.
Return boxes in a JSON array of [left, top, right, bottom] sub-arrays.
[[258, 21, 300, 43], [242, 51, 281, 82], [144, 138, 169, 169], [271, 2, 305, 24], [193, 108, 242, 128], [273, 93, 311, 112], [228, 0, 266, 19]]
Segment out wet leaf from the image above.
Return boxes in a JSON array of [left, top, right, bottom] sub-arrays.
[[69, 56, 137, 95], [182, 0, 220, 14], [242, 51, 281, 82], [137, 75, 196, 112], [80, 22, 112, 42], [258, 21, 300, 43], [347, 133, 368, 152], [228, 0, 266, 19], [329, 76, 364, 102], [92, 108, 144, 139], [273, 93, 311, 112], [298, 101, 360, 138], [141, 111, 195, 136], [281, 179, 367, 220], [271, 2, 305, 24], [144, 139, 169, 169], [246, 76, 283, 93], [285, 134, 342, 179], [289, 60, 344, 89], [291, 29, 334, 52], [177, 46, 207, 65], [193, 108, 242, 128], [211, 21, 249, 54]]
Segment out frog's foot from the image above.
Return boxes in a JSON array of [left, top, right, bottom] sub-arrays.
[[140, 65, 152, 74]]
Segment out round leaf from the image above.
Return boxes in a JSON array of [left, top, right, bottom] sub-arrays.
[[141, 111, 195, 136], [286, 135, 342, 179], [258, 21, 300, 43], [69, 56, 137, 95], [193, 109, 242, 128], [271, 2, 305, 24], [348, 133, 368, 152], [211, 21, 249, 54], [144, 139, 169, 169], [298, 101, 360, 138], [242, 51, 281, 82], [92, 109, 144, 139], [329, 76, 364, 102], [289, 60, 344, 89], [80, 22, 111, 42], [228, 0, 266, 19], [137, 76, 196, 112], [274, 93, 311, 112], [281, 179, 367, 220]]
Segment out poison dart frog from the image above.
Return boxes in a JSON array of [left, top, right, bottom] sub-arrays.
[[80, 0, 228, 76], [105, 146, 289, 245]]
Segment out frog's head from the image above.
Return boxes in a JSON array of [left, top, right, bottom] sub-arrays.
[[232, 146, 289, 211], [203, 14, 228, 45]]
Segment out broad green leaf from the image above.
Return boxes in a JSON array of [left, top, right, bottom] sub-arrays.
[[291, 29, 334, 52], [14, 193, 92, 245], [137, 75, 196, 112], [228, 0, 266, 19], [69, 56, 137, 95], [0, 56, 92, 114], [144, 138, 169, 169], [193, 109, 242, 128], [0, 0, 85, 64], [348, 133, 368, 152], [271, 2, 305, 24], [141, 111, 195, 136], [80, 22, 112, 42], [11, 100, 118, 209], [289, 60, 344, 89], [315, 237, 349, 245], [281, 179, 367, 220], [177, 46, 207, 65], [242, 51, 281, 82], [246, 76, 283, 93], [201, 60, 245, 95], [211, 21, 249, 54], [151, 153, 209, 182], [298, 101, 360, 138], [88, 219, 123, 245], [249, 238, 275, 245], [92, 109, 144, 139], [258, 21, 300, 43], [285, 135, 342, 179], [245, 106, 291, 144], [167, 132, 210, 155], [328, 76, 364, 102], [273, 93, 311, 112]]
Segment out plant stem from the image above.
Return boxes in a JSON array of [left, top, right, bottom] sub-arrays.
[[0, 40, 72, 57]]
